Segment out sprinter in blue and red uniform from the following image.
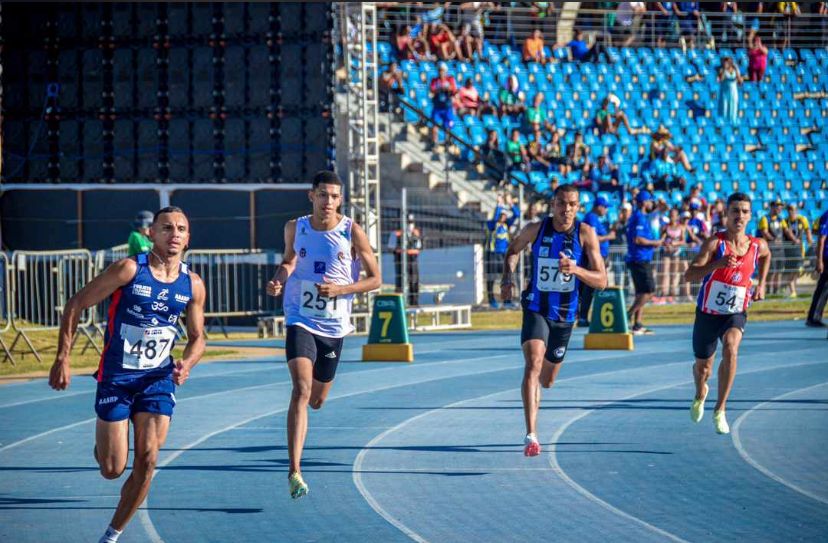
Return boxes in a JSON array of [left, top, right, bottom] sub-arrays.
[[500, 184, 608, 457], [49, 206, 206, 543], [684, 193, 770, 435]]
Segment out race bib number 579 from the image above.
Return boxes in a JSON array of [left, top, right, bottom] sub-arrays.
[[536, 258, 575, 292]]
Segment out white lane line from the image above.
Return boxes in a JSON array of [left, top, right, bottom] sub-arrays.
[[138, 352, 523, 543], [731, 381, 828, 506], [0, 350, 523, 451], [352, 349, 698, 543], [547, 353, 827, 543]]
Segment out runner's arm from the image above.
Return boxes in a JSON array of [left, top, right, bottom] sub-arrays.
[[753, 238, 771, 301], [684, 236, 727, 282], [49, 258, 138, 390], [266, 220, 296, 296], [327, 222, 381, 297], [174, 272, 207, 386], [571, 223, 608, 290], [500, 222, 542, 301]]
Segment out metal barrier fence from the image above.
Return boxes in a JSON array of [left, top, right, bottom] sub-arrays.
[[0, 253, 11, 363], [377, 5, 828, 50], [4, 250, 96, 364]]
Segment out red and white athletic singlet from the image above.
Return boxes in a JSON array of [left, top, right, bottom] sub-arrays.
[[697, 233, 760, 315]]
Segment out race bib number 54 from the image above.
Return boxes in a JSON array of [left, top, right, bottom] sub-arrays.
[[299, 280, 346, 319], [536, 258, 575, 292], [121, 324, 177, 370], [705, 281, 747, 314]]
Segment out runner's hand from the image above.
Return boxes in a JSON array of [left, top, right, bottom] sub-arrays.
[[49, 358, 71, 390], [266, 279, 283, 297], [559, 252, 577, 276], [752, 282, 766, 301], [500, 280, 513, 302], [316, 277, 342, 298], [817, 258, 824, 274], [172, 360, 191, 386], [716, 253, 739, 269]]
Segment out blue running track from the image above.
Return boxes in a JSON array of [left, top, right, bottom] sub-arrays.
[[1, 320, 826, 542]]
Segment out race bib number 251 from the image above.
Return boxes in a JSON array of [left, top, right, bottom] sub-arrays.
[[299, 280, 346, 319]]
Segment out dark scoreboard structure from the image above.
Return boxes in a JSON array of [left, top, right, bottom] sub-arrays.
[[1, 2, 334, 250]]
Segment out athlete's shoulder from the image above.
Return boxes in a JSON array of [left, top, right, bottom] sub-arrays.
[[110, 257, 140, 281]]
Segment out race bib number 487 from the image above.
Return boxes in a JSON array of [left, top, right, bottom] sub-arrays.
[[704, 281, 747, 314], [536, 258, 575, 292], [121, 324, 177, 370]]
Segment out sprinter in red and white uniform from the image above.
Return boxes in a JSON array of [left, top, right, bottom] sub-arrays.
[[684, 192, 771, 434]]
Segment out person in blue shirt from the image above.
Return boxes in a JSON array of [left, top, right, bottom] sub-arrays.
[[627, 190, 668, 334], [552, 28, 607, 63], [485, 194, 521, 308], [578, 196, 616, 326], [806, 210, 828, 326]]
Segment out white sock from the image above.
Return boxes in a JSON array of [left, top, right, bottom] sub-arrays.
[[98, 526, 122, 543], [525, 433, 537, 443]]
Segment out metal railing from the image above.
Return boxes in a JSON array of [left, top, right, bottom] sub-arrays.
[[602, 241, 819, 304], [377, 5, 828, 50], [4, 250, 96, 364], [186, 249, 282, 336]]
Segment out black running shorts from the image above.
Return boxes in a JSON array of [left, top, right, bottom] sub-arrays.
[[628, 260, 656, 295], [692, 309, 747, 360], [520, 310, 575, 364], [286, 325, 344, 382]]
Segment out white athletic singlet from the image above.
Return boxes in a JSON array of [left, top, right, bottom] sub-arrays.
[[283, 215, 360, 337]]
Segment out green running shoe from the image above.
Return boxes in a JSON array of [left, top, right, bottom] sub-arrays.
[[690, 384, 709, 423], [289, 472, 309, 500], [713, 410, 730, 434]]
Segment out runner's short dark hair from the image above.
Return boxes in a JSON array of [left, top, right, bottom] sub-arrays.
[[312, 170, 343, 188]]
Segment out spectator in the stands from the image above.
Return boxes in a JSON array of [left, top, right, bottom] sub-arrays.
[[484, 194, 520, 309], [595, 94, 643, 136], [459, 2, 494, 60], [477, 90, 498, 117], [524, 92, 554, 134], [590, 154, 623, 195], [653, 2, 675, 48], [650, 147, 678, 191], [717, 56, 743, 125], [498, 75, 526, 117], [659, 207, 687, 301], [481, 129, 508, 183], [393, 24, 427, 60], [553, 28, 607, 63], [650, 125, 695, 173], [746, 2, 764, 44], [505, 128, 530, 173], [674, 1, 702, 51], [774, 1, 800, 49], [380, 62, 405, 115], [455, 78, 480, 117], [614, 2, 646, 46], [427, 22, 464, 60], [429, 62, 457, 150], [544, 130, 566, 175], [419, 2, 450, 25], [748, 36, 769, 83], [527, 131, 551, 173], [564, 131, 591, 176], [522, 28, 548, 64]]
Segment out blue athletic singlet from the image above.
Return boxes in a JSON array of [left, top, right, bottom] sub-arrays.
[[283, 215, 360, 338], [521, 218, 583, 322], [96, 253, 192, 383]]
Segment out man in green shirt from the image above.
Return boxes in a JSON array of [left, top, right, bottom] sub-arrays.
[[127, 210, 154, 257]]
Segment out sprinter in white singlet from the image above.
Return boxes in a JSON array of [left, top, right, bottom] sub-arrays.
[[266, 171, 381, 499]]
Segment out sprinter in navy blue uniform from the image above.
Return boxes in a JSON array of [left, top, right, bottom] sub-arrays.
[[501, 185, 608, 457], [49, 207, 206, 543]]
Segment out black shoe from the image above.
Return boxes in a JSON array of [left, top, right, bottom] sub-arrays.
[[805, 320, 826, 328], [577, 319, 590, 328]]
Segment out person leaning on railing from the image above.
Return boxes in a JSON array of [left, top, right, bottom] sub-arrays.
[[127, 211, 153, 257]]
